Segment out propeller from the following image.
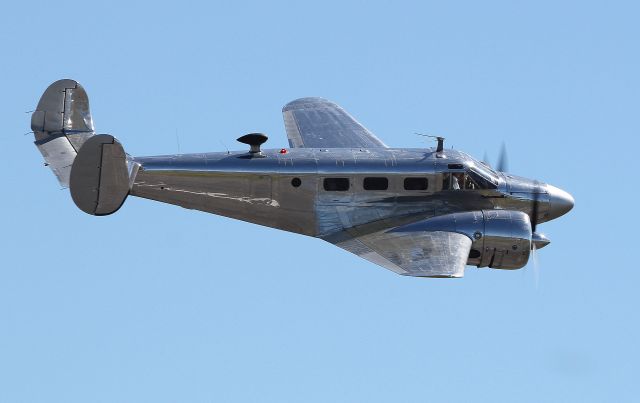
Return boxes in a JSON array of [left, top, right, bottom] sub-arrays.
[[531, 244, 540, 288], [530, 180, 543, 288], [484, 143, 544, 285], [485, 143, 544, 285], [482, 151, 490, 166], [531, 180, 541, 233], [482, 143, 508, 172], [496, 142, 508, 172]]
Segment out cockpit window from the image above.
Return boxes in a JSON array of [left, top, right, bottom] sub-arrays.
[[464, 175, 478, 190], [451, 173, 464, 190], [442, 173, 464, 190], [442, 167, 498, 191], [467, 166, 498, 189]]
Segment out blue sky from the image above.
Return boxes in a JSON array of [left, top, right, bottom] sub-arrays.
[[1, 1, 638, 402]]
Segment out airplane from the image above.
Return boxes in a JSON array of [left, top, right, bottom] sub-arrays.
[[31, 79, 574, 278]]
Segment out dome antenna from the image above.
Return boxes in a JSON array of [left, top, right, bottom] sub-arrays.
[[237, 132, 268, 158]]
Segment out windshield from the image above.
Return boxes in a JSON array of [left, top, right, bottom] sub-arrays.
[[467, 164, 499, 189]]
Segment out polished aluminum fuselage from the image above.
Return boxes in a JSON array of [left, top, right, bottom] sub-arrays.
[[130, 147, 548, 239], [31, 79, 575, 277]]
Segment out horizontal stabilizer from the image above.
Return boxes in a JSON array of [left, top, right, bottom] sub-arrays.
[[70, 135, 130, 216]]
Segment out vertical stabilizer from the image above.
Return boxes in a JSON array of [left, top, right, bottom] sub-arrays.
[[31, 79, 95, 187]]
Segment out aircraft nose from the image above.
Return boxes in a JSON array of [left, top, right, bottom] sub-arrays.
[[546, 184, 574, 220]]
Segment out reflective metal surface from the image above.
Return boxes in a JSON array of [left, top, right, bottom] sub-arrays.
[[32, 79, 575, 278], [334, 230, 472, 278], [69, 135, 129, 216], [283, 97, 387, 148], [547, 184, 575, 220], [392, 210, 532, 270], [532, 232, 551, 249], [32, 79, 95, 187]]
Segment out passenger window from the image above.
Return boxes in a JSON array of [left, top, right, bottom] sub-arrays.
[[404, 177, 428, 190], [323, 178, 350, 191], [363, 177, 388, 190]]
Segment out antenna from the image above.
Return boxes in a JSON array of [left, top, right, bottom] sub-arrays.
[[237, 133, 268, 158], [415, 133, 446, 154], [219, 140, 230, 154], [175, 129, 181, 154]]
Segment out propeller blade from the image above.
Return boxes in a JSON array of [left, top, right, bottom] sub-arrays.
[[483, 151, 491, 167], [532, 244, 540, 289], [496, 143, 508, 172], [531, 180, 540, 233]]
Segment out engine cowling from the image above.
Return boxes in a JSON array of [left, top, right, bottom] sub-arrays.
[[406, 210, 532, 270], [465, 210, 532, 269]]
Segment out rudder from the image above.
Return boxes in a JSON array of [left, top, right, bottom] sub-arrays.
[[31, 79, 95, 187]]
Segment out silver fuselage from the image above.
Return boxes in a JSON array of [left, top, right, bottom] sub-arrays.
[[131, 147, 567, 240]]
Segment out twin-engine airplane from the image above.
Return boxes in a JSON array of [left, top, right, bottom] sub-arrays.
[[32, 79, 573, 278]]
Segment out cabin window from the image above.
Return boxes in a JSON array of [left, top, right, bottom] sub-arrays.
[[323, 178, 350, 191], [363, 177, 388, 190], [404, 177, 428, 190]]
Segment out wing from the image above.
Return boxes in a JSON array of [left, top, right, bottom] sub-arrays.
[[282, 97, 387, 148], [325, 225, 472, 278]]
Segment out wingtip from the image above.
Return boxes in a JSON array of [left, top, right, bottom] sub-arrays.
[[282, 97, 335, 112]]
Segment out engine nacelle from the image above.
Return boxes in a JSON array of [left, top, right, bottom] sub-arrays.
[[465, 210, 532, 269], [410, 210, 532, 270]]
